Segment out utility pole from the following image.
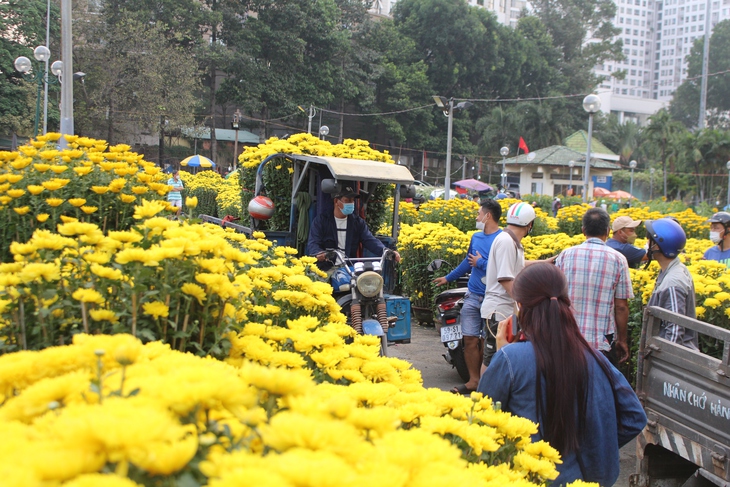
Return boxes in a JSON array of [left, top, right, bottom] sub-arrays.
[[699, 0, 712, 128]]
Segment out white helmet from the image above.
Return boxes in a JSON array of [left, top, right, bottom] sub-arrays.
[[506, 202, 536, 227]]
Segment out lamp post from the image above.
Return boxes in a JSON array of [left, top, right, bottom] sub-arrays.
[[231, 109, 241, 171], [318, 125, 329, 141], [568, 160, 575, 194], [629, 160, 637, 207], [500, 146, 510, 189], [433, 96, 473, 200], [650, 168, 656, 200], [60, 0, 74, 144], [726, 161, 730, 209], [582, 94, 601, 203], [14, 46, 61, 136]]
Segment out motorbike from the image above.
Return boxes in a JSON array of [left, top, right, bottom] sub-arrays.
[[325, 248, 398, 356], [428, 259, 470, 382]]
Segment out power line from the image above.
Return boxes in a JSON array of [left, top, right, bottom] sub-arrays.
[[684, 68, 730, 82]]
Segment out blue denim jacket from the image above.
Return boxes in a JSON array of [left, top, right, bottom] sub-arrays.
[[478, 341, 647, 486]]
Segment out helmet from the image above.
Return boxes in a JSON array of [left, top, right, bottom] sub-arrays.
[[506, 202, 536, 227], [645, 218, 686, 258], [709, 212, 730, 228]]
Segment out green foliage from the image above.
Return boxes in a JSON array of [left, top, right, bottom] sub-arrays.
[[670, 20, 730, 129], [0, 0, 61, 136], [73, 16, 203, 146], [188, 187, 218, 218]]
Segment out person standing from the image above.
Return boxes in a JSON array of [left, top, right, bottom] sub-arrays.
[[434, 199, 502, 394], [703, 212, 730, 268], [607, 216, 647, 267], [551, 197, 562, 217], [480, 202, 538, 371], [645, 219, 698, 349], [555, 208, 633, 365], [167, 170, 184, 217], [478, 263, 646, 486]]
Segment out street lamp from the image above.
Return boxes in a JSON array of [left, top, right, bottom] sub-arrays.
[[500, 146, 510, 189], [650, 168, 656, 200], [568, 160, 575, 194], [629, 160, 637, 207], [231, 109, 241, 171], [433, 96, 473, 200], [13, 46, 61, 136], [726, 161, 730, 209], [582, 94, 601, 203], [318, 125, 329, 140]]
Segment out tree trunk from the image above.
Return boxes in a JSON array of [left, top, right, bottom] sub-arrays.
[[158, 115, 165, 166], [338, 97, 345, 144], [107, 100, 113, 144]]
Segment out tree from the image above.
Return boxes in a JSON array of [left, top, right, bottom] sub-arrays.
[[670, 20, 730, 129], [74, 17, 202, 159], [643, 109, 686, 199], [529, 0, 622, 93], [598, 115, 642, 165], [353, 19, 433, 147], [0, 0, 60, 136], [216, 0, 353, 141], [675, 129, 730, 203]]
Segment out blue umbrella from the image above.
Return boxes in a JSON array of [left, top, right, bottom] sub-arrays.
[[181, 155, 216, 168]]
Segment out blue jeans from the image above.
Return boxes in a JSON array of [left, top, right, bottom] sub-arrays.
[[461, 292, 485, 337]]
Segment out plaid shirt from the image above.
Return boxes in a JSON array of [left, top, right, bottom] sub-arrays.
[[555, 238, 634, 351]]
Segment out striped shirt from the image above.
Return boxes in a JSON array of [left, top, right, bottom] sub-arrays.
[[555, 238, 634, 351]]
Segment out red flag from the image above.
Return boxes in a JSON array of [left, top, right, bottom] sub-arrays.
[[519, 137, 529, 154]]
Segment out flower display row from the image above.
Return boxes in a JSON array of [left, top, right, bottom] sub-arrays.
[[0, 135, 595, 487], [0, 332, 587, 487], [0, 134, 171, 262], [0, 199, 338, 355]]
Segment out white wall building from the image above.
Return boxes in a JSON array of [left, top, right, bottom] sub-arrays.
[[596, 0, 729, 110], [369, 0, 527, 27]]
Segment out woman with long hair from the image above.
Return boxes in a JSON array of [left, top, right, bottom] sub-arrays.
[[477, 263, 646, 486]]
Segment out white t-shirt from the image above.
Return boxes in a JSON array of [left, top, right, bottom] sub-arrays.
[[480, 229, 524, 320], [335, 216, 347, 251]]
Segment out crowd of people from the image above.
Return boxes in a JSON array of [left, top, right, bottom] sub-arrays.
[[306, 187, 730, 486]]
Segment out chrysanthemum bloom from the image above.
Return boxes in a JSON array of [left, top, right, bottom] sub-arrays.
[[142, 301, 169, 318]]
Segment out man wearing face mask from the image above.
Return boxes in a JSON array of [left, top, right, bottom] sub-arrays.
[[703, 212, 730, 268], [607, 216, 647, 267], [307, 185, 400, 272], [433, 199, 502, 394], [480, 202, 541, 372]]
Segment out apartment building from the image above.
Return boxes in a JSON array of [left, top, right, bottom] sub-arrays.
[[369, 0, 527, 27]]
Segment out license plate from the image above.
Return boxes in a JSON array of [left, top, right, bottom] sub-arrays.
[[440, 324, 462, 342]]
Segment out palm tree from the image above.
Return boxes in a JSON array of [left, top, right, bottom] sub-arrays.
[[599, 115, 642, 165], [644, 109, 685, 199]]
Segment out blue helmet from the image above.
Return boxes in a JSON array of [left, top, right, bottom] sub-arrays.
[[645, 218, 686, 258]]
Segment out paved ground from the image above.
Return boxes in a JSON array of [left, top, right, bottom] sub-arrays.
[[389, 322, 637, 487]]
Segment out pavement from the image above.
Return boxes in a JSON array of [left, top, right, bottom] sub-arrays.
[[389, 322, 637, 487]]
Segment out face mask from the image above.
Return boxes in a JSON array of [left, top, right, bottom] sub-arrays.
[[710, 231, 723, 244], [626, 234, 637, 244], [476, 220, 485, 231], [341, 202, 355, 215]]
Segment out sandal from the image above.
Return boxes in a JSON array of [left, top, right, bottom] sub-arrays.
[[450, 384, 475, 395]]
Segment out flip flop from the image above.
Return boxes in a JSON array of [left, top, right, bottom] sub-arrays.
[[450, 384, 475, 395]]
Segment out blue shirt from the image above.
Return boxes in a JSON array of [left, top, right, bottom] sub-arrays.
[[445, 229, 501, 295], [606, 238, 646, 267], [478, 341, 647, 486], [703, 245, 730, 268]]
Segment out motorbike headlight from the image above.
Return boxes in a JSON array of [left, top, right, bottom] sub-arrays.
[[357, 271, 383, 298]]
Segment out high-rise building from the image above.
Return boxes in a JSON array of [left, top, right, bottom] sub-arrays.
[[369, 0, 527, 27]]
